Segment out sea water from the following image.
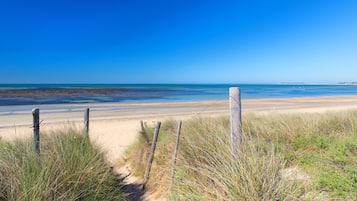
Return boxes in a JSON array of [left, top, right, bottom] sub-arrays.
[[0, 84, 357, 106]]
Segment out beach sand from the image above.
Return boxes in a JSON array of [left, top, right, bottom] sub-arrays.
[[1, 96, 357, 163]]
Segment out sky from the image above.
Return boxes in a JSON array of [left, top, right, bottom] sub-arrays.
[[0, 0, 356, 84]]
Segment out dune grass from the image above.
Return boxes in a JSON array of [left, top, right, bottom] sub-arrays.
[[0, 128, 126, 201], [123, 110, 357, 200]]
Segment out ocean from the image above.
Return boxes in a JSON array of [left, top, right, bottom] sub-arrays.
[[0, 84, 357, 106]]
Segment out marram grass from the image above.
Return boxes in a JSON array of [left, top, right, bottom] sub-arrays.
[[123, 111, 357, 200], [0, 128, 126, 201]]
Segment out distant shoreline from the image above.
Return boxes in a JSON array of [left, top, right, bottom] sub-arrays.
[[279, 82, 357, 85]]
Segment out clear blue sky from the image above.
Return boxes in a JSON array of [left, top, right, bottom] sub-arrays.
[[1, 0, 356, 84]]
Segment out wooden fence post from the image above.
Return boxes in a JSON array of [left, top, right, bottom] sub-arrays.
[[169, 120, 182, 192], [140, 120, 150, 144], [84, 108, 89, 137], [229, 87, 242, 156], [32, 108, 40, 154], [142, 121, 161, 190]]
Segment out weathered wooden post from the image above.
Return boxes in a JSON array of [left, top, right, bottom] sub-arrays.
[[169, 120, 182, 192], [140, 120, 150, 144], [229, 87, 242, 156], [84, 108, 90, 137], [32, 108, 40, 154], [142, 121, 161, 190], [140, 120, 145, 131]]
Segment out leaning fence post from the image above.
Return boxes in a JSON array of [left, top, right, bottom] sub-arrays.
[[32, 108, 40, 154], [229, 87, 242, 157], [84, 108, 90, 137], [169, 120, 182, 192], [142, 121, 161, 190]]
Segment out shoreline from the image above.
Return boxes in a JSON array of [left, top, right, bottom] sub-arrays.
[[1, 95, 357, 113], [1, 95, 357, 127]]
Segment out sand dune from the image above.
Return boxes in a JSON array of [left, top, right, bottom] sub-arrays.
[[1, 96, 357, 163]]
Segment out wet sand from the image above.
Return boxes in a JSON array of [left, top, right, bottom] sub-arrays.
[[1, 96, 357, 163]]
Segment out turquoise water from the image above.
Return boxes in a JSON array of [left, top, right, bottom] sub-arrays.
[[0, 84, 357, 106]]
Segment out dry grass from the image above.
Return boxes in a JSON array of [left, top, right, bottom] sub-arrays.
[[123, 110, 357, 200], [170, 117, 300, 200]]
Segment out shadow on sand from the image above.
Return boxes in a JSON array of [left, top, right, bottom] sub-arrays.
[[115, 168, 147, 201], [121, 181, 146, 201]]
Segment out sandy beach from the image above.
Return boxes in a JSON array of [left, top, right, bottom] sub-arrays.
[[1, 96, 357, 163]]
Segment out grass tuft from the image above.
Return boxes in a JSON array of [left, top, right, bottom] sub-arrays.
[[0, 127, 126, 201]]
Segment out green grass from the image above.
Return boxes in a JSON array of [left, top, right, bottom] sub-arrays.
[[245, 111, 357, 200], [123, 111, 357, 200], [0, 128, 126, 201]]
